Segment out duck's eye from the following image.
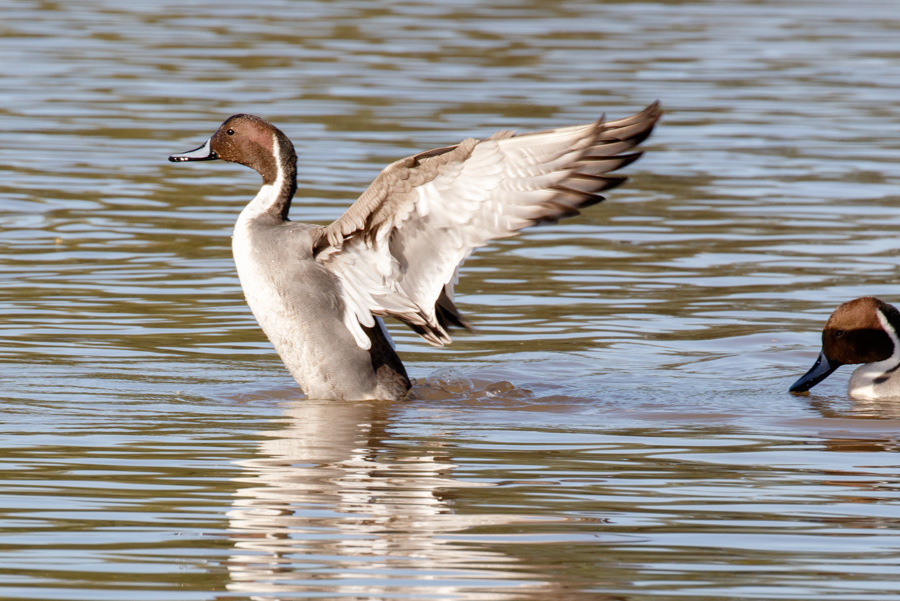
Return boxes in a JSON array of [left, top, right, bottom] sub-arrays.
[[226, 129, 235, 136], [835, 329, 844, 338]]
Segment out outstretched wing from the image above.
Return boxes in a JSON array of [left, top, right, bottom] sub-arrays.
[[312, 102, 661, 350]]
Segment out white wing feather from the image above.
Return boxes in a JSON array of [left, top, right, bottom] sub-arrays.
[[315, 103, 661, 349]]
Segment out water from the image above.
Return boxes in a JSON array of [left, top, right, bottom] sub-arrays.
[[2, 0, 900, 598]]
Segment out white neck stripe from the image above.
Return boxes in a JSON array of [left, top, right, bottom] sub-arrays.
[[877, 309, 900, 364], [237, 132, 283, 221]]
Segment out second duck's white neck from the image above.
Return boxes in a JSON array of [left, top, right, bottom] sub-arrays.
[[848, 309, 900, 399]]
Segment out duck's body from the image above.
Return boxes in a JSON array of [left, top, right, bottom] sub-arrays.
[[170, 105, 661, 400], [229, 159, 410, 400], [790, 296, 900, 399], [232, 214, 409, 400], [847, 359, 900, 399]]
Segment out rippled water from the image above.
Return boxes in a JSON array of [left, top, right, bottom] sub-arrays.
[[3, 0, 900, 599]]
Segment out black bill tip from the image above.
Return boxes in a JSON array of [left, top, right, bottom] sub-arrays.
[[168, 139, 218, 162], [789, 350, 840, 394]]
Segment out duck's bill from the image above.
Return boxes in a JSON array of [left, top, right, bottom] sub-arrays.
[[168, 139, 218, 162], [789, 350, 840, 394]]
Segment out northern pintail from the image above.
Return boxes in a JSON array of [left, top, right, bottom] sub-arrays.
[[790, 297, 900, 399], [169, 103, 661, 400]]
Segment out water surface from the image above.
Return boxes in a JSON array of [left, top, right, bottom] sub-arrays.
[[2, 0, 900, 599]]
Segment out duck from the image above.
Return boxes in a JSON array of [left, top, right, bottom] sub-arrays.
[[169, 103, 662, 401], [790, 296, 900, 399]]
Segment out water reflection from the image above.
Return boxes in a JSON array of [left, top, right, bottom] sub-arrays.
[[223, 388, 900, 599], [807, 392, 900, 421], [226, 398, 547, 599]]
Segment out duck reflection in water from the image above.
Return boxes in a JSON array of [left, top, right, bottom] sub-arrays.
[[225, 398, 556, 599]]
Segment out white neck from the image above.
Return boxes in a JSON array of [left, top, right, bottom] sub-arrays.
[[237, 133, 284, 223], [849, 309, 900, 399]]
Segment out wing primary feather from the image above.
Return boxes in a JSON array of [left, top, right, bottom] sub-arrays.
[[564, 173, 628, 194], [574, 152, 644, 176], [435, 287, 473, 332]]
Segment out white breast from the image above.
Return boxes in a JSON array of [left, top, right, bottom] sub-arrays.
[[232, 185, 282, 329], [231, 196, 380, 400]]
